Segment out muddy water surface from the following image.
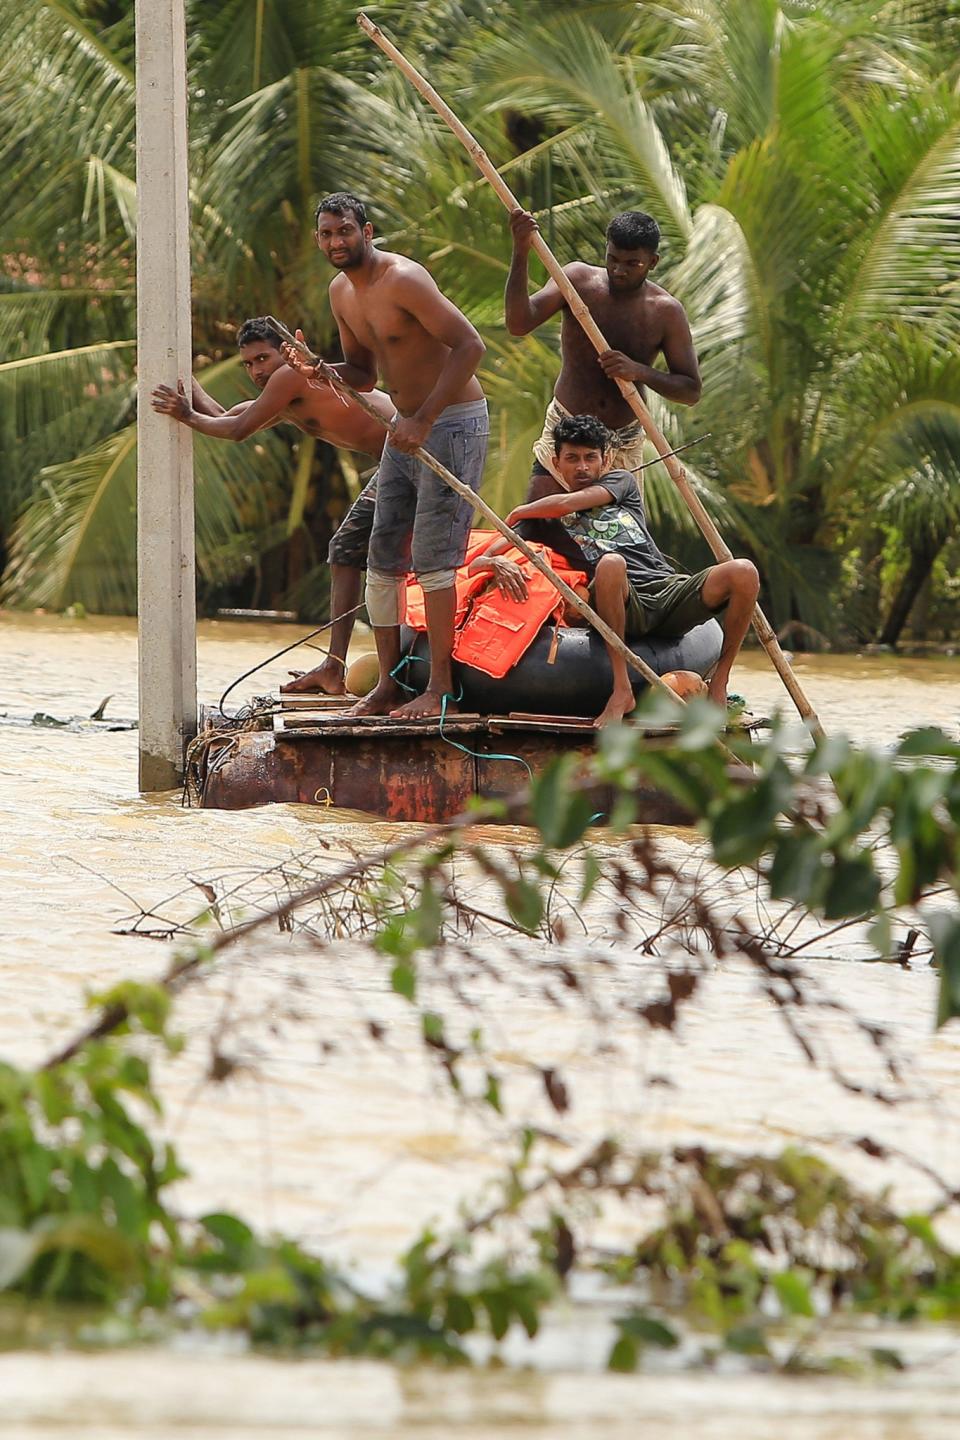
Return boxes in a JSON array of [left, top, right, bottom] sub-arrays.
[[2, 612, 959, 1436]]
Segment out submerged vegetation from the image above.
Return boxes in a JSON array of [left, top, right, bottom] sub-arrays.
[[3, 704, 960, 1367], [2, 0, 960, 643]]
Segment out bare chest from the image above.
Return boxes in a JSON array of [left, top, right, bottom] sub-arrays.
[[337, 290, 425, 358], [282, 392, 362, 443], [563, 280, 666, 362]]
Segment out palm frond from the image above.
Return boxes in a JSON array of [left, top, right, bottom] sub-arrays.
[[2, 347, 291, 611], [0, 1, 135, 258], [669, 202, 765, 409], [469, 14, 692, 243], [876, 439, 960, 548], [0, 341, 136, 519], [2, 427, 139, 611], [0, 284, 133, 359], [192, 0, 364, 99], [833, 87, 960, 347]]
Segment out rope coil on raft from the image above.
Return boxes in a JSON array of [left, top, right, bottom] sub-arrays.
[[183, 696, 278, 808], [184, 605, 373, 805]]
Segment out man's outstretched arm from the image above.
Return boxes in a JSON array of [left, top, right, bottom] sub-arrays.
[[150, 366, 303, 440], [507, 484, 615, 525], [150, 376, 228, 420], [189, 377, 227, 417]]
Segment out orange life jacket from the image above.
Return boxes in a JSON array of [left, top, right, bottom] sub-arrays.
[[404, 530, 588, 680], [404, 531, 494, 632]]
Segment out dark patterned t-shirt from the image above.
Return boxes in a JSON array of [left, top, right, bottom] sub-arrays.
[[560, 469, 674, 591]]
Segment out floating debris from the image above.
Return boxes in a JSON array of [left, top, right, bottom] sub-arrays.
[[1, 711, 138, 733]]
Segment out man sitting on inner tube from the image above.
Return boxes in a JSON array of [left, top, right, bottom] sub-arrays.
[[481, 413, 760, 728]]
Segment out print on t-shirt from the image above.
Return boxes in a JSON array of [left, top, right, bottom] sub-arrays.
[[561, 469, 675, 592]]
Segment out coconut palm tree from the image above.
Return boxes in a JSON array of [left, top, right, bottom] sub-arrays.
[[0, 0, 388, 613], [3, 0, 959, 645], [481, 0, 960, 639]]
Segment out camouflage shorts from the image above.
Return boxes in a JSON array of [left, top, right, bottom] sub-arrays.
[[327, 473, 377, 568]]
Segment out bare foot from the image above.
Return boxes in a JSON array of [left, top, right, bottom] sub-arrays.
[[281, 659, 347, 697], [343, 681, 405, 717], [593, 688, 636, 729], [389, 689, 455, 720]]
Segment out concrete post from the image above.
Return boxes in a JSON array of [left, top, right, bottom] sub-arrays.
[[135, 0, 197, 791]]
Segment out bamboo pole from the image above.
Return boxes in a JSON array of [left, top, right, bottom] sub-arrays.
[[355, 12, 825, 742], [266, 318, 681, 708]]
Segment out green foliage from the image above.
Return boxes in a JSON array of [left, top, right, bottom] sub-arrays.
[[929, 912, 960, 1031], [3, 1, 960, 633], [0, 1041, 182, 1305], [597, 1144, 960, 1369], [530, 755, 595, 849], [596, 696, 960, 1027], [401, 1229, 554, 1351], [609, 1312, 679, 1371]]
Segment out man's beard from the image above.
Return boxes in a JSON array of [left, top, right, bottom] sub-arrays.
[[331, 248, 364, 269]]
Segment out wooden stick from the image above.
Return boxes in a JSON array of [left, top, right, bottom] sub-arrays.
[[355, 13, 825, 742], [631, 434, 710, 474]]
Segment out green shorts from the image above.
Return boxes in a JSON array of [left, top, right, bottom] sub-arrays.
[[591, 567, 725, 640]]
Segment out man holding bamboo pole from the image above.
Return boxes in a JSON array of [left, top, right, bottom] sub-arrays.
[[506, 414, 758, 724], [300, 191, 489, 720], [506, 207, 701, 508]]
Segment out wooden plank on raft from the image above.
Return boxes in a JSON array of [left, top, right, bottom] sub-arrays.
[[275, 708, 356, 733], [275, 714, 486, 742], [505, 712, 597, 729], [279, 694, 359, 710], [312, 710, 482, 726]]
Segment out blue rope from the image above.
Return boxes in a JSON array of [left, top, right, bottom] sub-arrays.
[[390, 653, 532, 779], [391, 654, 604, 820], [439, 690, 533, 782], [390, 653, 421, 694]]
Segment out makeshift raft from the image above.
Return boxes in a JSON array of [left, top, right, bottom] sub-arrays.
[[195, 701, 697, 825], [194, 616, 727, 822]]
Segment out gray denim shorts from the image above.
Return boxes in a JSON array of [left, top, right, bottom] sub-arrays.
[[327, 472, 378, 567], [367, 399, 489, 576]]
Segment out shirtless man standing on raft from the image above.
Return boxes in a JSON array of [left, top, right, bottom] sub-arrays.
[[151, 316, 393, 696], [285, 191, 488, 720], [505, 208, 701, 561]]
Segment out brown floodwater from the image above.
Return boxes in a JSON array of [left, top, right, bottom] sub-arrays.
[[1, 611, 959, 1436]]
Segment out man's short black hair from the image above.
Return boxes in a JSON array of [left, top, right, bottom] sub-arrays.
[[236, 317, 283, 350], [553, 414, 611, 455], [606, 210, 660, 253], [314, 192, 368, 229]]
